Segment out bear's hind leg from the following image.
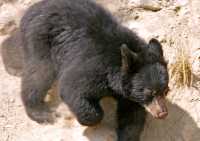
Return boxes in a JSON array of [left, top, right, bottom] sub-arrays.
[[21, 59, 56, 123]]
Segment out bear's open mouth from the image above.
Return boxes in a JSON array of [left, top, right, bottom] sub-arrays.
[[144, 96, 168, 119]]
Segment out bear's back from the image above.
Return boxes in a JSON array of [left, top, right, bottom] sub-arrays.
[[20, 0, 120, 46], [20, 0, 126, 70], [20, 0, 146, 75]]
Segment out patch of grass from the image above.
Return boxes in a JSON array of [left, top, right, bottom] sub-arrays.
[[170, 39, 192, 87]]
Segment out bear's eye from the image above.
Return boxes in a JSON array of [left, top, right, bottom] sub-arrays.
[[144, 88, 153, 96], [152, 90, 157, 96]]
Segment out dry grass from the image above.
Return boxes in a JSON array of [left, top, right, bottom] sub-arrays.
[[169, 37, 192, 87]]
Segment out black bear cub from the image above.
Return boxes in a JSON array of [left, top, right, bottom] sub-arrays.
[[20, 0, 169, 140]]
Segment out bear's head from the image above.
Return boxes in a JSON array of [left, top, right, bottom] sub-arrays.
[[121, 38, 169, 119]]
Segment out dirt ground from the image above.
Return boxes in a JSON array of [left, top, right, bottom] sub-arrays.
[[0, 0, 200, 141]]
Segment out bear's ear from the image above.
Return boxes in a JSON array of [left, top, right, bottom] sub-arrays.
[[120, 44, 139, 72], [148, 38, 163, 58]]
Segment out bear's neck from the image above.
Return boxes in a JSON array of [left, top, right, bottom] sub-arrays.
[[107, 67, 124, 96]]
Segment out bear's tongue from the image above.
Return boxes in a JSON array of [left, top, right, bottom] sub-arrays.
[[144, 96, 168, 119]]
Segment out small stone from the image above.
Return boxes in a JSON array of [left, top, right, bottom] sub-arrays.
[[0, 114, 5, 118], [9, 98, 15, 103], [5, 125, 13, 128], [134, 15, 139, 20], [183, 33, 188, 38], [169, 25, 175, 29]]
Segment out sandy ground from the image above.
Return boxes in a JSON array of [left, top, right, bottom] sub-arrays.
[[0, 0, 200, 141]]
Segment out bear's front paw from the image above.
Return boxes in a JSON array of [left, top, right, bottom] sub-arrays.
[[76, 108, 104, 126]]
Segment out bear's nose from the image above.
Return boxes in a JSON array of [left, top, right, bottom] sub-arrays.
[[157, 112, 168, 119]]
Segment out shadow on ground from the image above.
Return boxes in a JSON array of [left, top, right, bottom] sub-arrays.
[[1, 29, 23, 77], [84, 100, 200, 141]]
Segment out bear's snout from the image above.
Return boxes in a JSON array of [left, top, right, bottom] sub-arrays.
[[144, 96, 168, 119]]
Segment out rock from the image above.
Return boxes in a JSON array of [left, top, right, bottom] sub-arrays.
[[129, 0, 162, 11]]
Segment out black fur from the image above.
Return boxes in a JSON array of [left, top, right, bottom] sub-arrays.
[[117, 98, 146, 141], [20, 0, 169, 140]]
